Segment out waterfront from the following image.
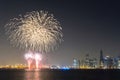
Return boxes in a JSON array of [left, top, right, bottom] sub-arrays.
[[0, 69, 120, 80]]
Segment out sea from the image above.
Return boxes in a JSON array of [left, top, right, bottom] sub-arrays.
[[0, 69, 120, 80]]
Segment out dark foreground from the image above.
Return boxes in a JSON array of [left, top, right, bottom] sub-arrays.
[[0, 69, 120, 80]]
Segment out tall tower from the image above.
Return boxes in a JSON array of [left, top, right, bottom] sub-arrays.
[[99, 50, 104, 68]]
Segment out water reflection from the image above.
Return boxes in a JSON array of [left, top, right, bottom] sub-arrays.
[[24, 71, 41, 80]]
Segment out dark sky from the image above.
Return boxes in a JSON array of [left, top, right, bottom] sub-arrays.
[[0, 0, 120, 66]]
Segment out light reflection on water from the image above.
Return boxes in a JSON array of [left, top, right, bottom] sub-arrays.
[[0, 69, 114, 80], [24, 71, 41, 80]]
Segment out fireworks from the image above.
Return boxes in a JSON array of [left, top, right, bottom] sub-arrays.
[[5, 11, 63, 52], [25, 51, 42, 70]]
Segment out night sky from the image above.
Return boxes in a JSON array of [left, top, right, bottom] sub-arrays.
[[0, 0, 120, 66]]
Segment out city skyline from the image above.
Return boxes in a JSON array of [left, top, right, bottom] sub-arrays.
[[0, 0, 120, 66]]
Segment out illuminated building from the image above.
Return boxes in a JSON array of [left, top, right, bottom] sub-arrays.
[[89, 58, 97, 68], [113, 56, 120, 69], [73, 59, 80, 69], [80, 54, 97, 69], [99, 50, 104, 68], [84, 54, 89, 67], [117, 59, 120, 69], [103, 56, 113, 69]]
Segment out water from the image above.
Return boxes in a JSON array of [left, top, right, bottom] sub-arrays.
[[0, 69, 120, 80]]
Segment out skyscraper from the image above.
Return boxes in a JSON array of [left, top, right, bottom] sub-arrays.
[[99, 50, 104, 68]]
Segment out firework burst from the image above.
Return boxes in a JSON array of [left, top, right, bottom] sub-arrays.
[[5, 11, 63, 52]]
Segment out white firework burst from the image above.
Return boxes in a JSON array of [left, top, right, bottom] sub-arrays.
[[5, 11, 63, 52]]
